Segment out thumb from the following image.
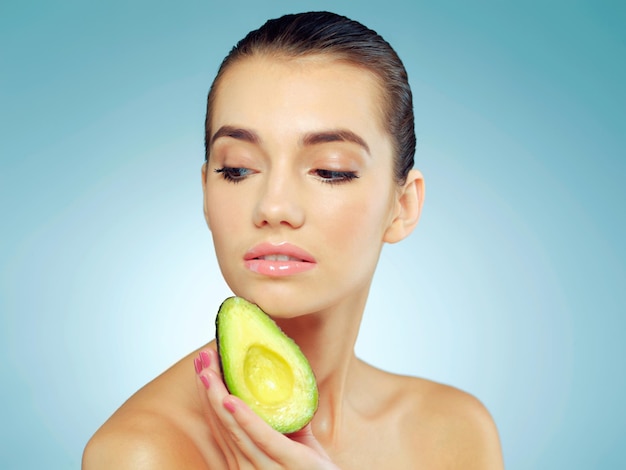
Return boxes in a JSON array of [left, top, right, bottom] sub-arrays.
[[286, 424, 326, 454]]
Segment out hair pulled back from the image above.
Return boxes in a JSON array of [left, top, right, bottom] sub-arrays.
[[204, 11, 415, 184]]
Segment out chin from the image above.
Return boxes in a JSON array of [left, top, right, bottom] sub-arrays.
[[226, 271, 366, 320], [230, 285, 325, 320], [241, 294, 302, 318]]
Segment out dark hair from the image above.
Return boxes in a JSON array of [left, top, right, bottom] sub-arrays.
[[204, 11, 415, 185]]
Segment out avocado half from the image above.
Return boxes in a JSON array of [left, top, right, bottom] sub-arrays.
[[215, 296, 318, 433]]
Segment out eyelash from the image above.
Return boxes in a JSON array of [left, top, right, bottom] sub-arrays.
[[313, 169, 359, 185], [214, 167, 359, 185], [214, 167, 252, 183]]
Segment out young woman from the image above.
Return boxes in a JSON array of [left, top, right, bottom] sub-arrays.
[[83, 11, 504, 469]]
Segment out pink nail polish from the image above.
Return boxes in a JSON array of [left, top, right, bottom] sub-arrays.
[[194, 356, 202, 374], [224, 399, 236, 414], [200, 351, 211, 369], [200, 374, 210, 389]]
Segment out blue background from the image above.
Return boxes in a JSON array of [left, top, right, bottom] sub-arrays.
[[1, 1, 624, 468]]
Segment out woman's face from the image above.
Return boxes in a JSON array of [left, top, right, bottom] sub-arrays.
[[203, 55, 408, 317]]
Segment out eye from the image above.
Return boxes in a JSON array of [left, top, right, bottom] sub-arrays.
[[214, 167, 254, 183], [313, 169, 359, 185]]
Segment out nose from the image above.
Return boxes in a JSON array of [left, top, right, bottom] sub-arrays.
[[252, 170, 305, 229]]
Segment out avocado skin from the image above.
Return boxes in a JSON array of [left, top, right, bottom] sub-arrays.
[[215, 296, 318, 433]]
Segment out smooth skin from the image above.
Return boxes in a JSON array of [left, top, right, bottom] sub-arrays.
[[83, 55, 504, 469]]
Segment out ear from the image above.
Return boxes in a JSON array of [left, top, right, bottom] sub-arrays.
[[383, 169, 425, 244], [201, 162, 211, 231]]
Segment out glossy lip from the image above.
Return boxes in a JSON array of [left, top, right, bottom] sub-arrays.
[[244, 242, 317, 277]]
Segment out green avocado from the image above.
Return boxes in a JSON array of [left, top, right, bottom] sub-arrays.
[[215, 296, 318, 433]]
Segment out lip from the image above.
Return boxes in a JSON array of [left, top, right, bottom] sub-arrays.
[[244, 242, 317, 277]]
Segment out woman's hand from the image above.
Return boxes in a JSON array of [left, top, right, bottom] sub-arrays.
[[194, 348, 339, 470]]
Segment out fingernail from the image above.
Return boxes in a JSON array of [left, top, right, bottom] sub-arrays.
[[200, 374, 210, 389], [194, 356, 202, 374], [223, 399, 236, 414], [200, 351, 211, 368]]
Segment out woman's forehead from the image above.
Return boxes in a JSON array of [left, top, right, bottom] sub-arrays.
[[210, 55, 387, 137]]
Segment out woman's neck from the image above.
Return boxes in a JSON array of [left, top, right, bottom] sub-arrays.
[[274, 293, 368, 446]]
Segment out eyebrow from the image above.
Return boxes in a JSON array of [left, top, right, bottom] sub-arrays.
[[302, 129, 370, 155], [210, 126, 370, 155], [210, 126, 260, 146]]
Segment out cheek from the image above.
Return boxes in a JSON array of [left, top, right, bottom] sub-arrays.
[[320, 186, 394, 249], [205, 190, 241, 244]]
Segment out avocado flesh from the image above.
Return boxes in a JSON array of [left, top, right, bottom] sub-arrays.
[[216, 296, 318, 433]]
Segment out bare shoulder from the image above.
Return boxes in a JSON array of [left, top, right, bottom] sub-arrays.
[[83, 345, 216, 470], [82, 408, 206, 469], [401, 374, 504, 469], [359, 363, 504, 469]]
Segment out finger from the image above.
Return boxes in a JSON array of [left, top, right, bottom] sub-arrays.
[[206, 347, 221, 375], [197, 354, 274, 467], [211, 380, 278, 466], [194, 373, 230, 457], [194, 350, 238, 466], [223, 394, 327, 466], [200, 349, 267, 453], [286, 424, 329, 456]]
